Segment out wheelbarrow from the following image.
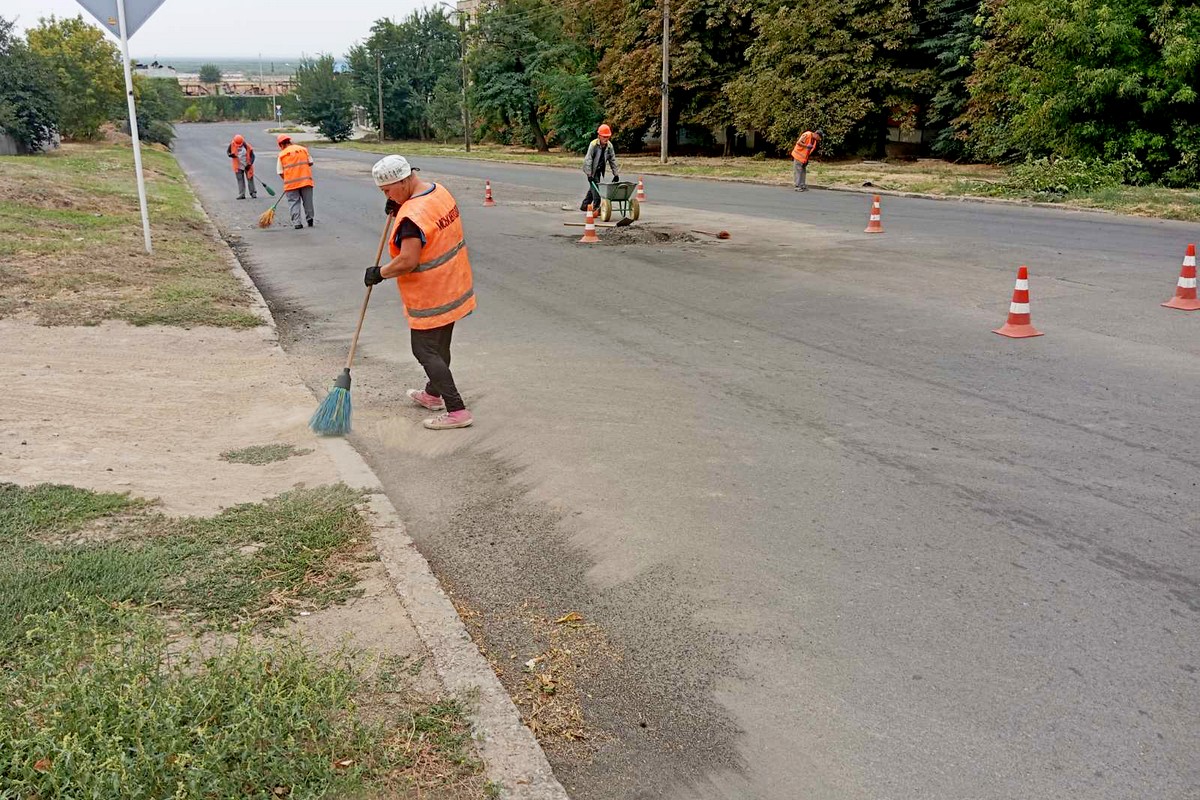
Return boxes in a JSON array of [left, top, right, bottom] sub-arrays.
[[591, 179, 641, 223]]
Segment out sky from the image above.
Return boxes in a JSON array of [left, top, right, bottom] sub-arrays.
[[7, 0, 435, 58]]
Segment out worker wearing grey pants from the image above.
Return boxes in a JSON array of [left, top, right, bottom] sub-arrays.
[[276, 134, 315, 228], [286, 186, 315, 228]]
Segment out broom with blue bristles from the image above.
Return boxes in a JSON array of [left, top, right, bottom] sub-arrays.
[[309, 212, 395, 436]]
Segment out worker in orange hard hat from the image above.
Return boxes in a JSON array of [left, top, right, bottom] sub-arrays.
[[275, 133, 315, 228], [226, 134, 257, 199], [580, 123, 619, 212]]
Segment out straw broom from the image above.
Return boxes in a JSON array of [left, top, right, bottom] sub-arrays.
[[257, 195, 282, 228], [308, 212, 395, 436]]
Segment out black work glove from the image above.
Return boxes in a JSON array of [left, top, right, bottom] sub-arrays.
[[364, 266, 384, 286], [385, 199, 400, 216], [611, 174, 619, 183]]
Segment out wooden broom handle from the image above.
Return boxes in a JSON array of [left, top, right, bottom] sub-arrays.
[[345, 212, 395, 370]]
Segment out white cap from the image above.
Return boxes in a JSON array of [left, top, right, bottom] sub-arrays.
[[372, 155, 419, 187]]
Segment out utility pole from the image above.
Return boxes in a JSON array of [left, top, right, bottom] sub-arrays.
[[376, 50, 385, 142], [660, 0, 669, 164], [459, 11, 471, 152]]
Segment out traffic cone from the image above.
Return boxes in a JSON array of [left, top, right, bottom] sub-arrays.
[[864, 195, 883, 233], [483, 180, 496, 207], [578, 208, 600, 243], [993, 266, 1043, 338], [636, 177, 647, 202], [1162, 243, 1200, 311]]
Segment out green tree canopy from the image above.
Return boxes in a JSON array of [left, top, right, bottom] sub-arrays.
[[346, 11, 460, 141], [26, 15, 122, 141], [725, 0, 930, 155], [962, 0, 1200, 185], [0, 16, 60, 152], [198, 63, 222, 84], [294, 55, 354, 142]]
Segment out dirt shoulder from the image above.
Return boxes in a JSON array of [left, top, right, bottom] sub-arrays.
[[334, 140, 1200, 223], [0, 142, 492, 798]]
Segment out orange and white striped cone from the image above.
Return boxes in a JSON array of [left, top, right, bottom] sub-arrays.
[[993, 266, 1044, 338], [864, 195, 883, 233], [636, 177, 647, 203], [1162, 243, 1200, 311], [483, 180, 496, 207], [578, 208, 600, 243]]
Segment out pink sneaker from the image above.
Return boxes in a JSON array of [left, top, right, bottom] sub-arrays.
[[407, 389, 445, 411], [423, 410, 473, 430]]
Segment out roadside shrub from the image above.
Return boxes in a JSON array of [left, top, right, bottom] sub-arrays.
[[1005, 156, 1133, 197]]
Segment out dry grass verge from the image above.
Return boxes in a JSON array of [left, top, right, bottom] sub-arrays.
[[0, 142, 260, 327]]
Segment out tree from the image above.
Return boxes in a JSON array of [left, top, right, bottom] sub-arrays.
[[198, 63, 222, 84], [470, 0, 587, 151], [0, 16, 60, 152], [913, 0, 982, 160], [26, 15, 122, 140], [134, 76, 184, 146], [346, 11, 460, 141], [961, 0, 1200, 185], [294, 55, 354, 142], [725, 0, 931, 156]]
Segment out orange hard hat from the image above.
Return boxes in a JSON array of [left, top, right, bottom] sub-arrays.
[[276, 133, 292, 147], [597, 124, 612, 137], [232, 134, 244, 145]]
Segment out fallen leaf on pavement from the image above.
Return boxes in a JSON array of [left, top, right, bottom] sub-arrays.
[[555, 612, 583, 624]]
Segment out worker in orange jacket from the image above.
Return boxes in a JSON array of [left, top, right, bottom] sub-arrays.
[[791, 129, 823, 192], [365, 155, 476, 430], [275, 134, 315, 229], [226, 134, 257, 199]]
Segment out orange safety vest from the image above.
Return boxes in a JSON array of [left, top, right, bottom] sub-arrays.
[[791, 131, 818, 164], [229, 139, 255, 178], [279, 144, 314, 191], [389, 183, 476, 330]]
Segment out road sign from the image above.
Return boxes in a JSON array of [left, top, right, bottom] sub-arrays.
[[75, 0, 167, 39], [75, 0, 167, 253]]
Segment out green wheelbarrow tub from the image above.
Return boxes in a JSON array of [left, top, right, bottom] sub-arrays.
[[594, 181, 638, 201]]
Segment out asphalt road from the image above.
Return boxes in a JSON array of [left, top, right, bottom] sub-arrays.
[[175, 123, 1199, 800]]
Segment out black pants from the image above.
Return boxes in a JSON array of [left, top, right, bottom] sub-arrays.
[[580, 171, 604, 211], [411, 323, 465, 412]]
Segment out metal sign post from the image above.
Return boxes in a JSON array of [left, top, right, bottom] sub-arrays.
[[75, 0, 168, 254]]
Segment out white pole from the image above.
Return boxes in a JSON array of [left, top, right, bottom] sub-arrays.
[[116, 0, 152, 253]]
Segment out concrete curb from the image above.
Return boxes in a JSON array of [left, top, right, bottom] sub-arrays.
[[189, 188, 569, 800]]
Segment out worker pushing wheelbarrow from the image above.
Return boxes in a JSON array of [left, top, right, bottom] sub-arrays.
[[580, 123, 639, 223]]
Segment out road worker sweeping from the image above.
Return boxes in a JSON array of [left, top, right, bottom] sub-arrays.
[[226, 134, 257, 199], [791, 128, 823, 192], [275, 134, 315, 229], [364, 155, 476, 430], [580, 123, 619, 212]]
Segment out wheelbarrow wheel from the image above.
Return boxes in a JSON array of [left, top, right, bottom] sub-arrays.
[[600, 198, 613, 222], [629, 197, 640, 221]]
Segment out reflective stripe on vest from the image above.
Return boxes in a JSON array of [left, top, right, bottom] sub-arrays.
[[390, 184, 475, 330], [409, 288, 475, 318], [280, 145, 313, 190]]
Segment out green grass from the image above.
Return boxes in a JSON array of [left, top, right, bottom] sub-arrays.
[[0, 142, 261, 328], [0, 483, 369, 649], [0, 602, 483, 797], [220, 443, 313, 465], [332, 140, 1200, 222], [0, 482, 488, 798]]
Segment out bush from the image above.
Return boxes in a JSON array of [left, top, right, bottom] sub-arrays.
[[182, 104, 201, 123], [1004, 156, 1134, 197], [0, 17, 59, 152]]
